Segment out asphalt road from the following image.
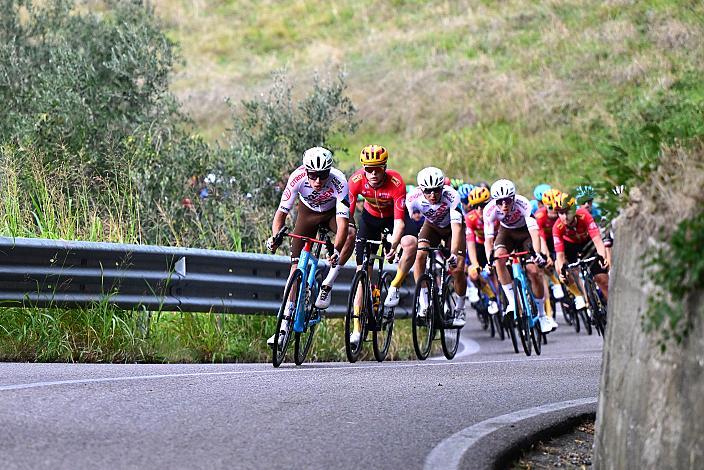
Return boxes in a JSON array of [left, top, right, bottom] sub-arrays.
[[0, 314, 603, 469]]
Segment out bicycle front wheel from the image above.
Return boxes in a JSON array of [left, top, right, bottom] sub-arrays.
[[345, 270, 368, 363], [373, 272, 394, 362], [273, 270, 303, 367], [294, 270, 322, 365], [412, 273, 434, 360], [514, 279, 532, 356], [585, 277, 607, 338], [440, 275, 460, 360]]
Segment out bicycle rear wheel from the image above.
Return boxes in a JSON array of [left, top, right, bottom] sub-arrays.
[[294, 271, 322, 365], [440, 275, 460, 360], [345, 270, 369, 363], [579, 308, 593, 335], [373, 272, 394, 362], [412, 273, 434, 360], [272, 270, 303, 367], [514, 279, 532, 356]]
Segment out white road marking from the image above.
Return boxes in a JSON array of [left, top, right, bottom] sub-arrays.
[[0, 354, 600, 393], [424, 397, 598, 470]]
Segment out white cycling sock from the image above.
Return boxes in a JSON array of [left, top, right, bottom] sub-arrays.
[[535, 297, 546, 317], [322, 264, 341, 286], [419, 287, 429, 309], [501, 283, 515, 310], [456, 295, 466, 309]]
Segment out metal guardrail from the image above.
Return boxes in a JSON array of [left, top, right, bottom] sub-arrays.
[[0, 237, 415, 318]]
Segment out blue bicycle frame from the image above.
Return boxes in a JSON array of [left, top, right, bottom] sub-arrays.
[[292, 238, 324, 334], [509, 254, 539, 329]]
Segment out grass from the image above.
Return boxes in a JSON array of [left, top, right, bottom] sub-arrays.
[[154, 0, 703, 194]]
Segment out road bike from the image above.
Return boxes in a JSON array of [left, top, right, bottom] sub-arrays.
[[412, 246, 461, 360], [566, 255, 608, 338], [271, 226, 333, 367], [345, 229, 395, 363], [496, 251, 543, 356]]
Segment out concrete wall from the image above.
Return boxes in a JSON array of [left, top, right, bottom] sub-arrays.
[[594, 146, 704, 469]]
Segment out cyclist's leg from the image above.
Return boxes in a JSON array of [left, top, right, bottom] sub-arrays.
[[443, 224, 467, 307], [414, 222, 437, 315], [494, 226, 516, 313], [563, 241, 587, 308], [338, 215, 357, 266], [313, 208, 341, 308]]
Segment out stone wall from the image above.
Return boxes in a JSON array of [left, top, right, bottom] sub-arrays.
[[594, 145, 704, 469]]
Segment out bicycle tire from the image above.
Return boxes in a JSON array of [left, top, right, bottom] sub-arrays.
[[514, 278, 532, 356], [493, 311, 505, 340], [585, 277, 606, 338], [529, 304, 542, 356], [440, 275, 460, 360], [373, 272, 394, 362], [345, 270, 368, 363], [272, 269, 303, 367], [580, 308, 593, 335], [412, 273, 434, 360], [294, 270, 322, 365]]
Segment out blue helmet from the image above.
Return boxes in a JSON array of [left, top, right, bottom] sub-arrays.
[[533, 184, 551, 202], [575, 185, 597, 204], [457, 183, 473, 204], [529, 199, 539, 215]]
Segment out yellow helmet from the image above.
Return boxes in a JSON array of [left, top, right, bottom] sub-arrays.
[[469, 186, 490, 206], [360, 145, 388, 166], [554, 192, 576, 211], [542, 188, 562, 209]]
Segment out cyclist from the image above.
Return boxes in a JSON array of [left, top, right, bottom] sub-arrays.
[[344, 145, 416, 346], [406, 167, 468, 327], [483, 179, 552, 334], [533, 183, 551, 212], [465, 186, 499, 314], [265, 147, 352, 346], [552, 193, 610, 304], [457, 183, 474, 214], [535, 188, 563, 330]]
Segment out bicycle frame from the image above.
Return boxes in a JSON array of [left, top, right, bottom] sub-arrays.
[[499, 251, 539, 328], [287, 232, 329, 334]]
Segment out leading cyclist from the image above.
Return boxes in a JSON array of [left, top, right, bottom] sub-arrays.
[[265, 147, 352, 346]]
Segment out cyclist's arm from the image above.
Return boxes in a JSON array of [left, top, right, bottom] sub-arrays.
[[468, 239, 480, 268], [334, 215, 349, 252], [526, 216, 541, 254], [390, 218, 404, 249], [555, 250, 566, 276], [590, 232, 608, 263], [450, 220, 463, 256], [271, 209, 287, 239]]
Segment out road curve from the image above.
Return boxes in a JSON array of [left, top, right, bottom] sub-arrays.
[[0, 315, 603, 469]]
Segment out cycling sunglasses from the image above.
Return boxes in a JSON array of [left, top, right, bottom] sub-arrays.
[[496, 197, 514, 206], [363, 165, 386, 174], [422, 186, 443, 195], [307, 169, 331, 181]]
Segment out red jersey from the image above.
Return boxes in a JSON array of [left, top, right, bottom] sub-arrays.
[[552, 208, 601, 252], [534, 206, 558, 241], [464, 209, 497, 244], [348, 169, 406, 219]]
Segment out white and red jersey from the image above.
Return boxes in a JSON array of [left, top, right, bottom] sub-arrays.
[[483, 195, 537, 238], [348, 168, 406, 219], [406, 186, 463, 229], [278, 165, 350, 218]]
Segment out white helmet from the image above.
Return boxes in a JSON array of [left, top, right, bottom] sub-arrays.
[[303, 147, 333, 171], [417, 167, 445, 190], [491, 179, 516, 199]]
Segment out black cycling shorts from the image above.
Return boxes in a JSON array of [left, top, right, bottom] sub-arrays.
[[563, 239, 607, 277], [355, 209, 394, 265]]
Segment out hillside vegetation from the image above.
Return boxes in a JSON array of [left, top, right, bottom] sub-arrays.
[[156, 0, 703, 192], [0, 0, 701, 362]]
